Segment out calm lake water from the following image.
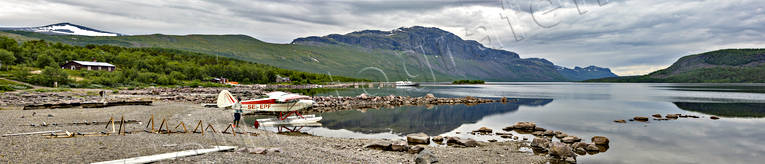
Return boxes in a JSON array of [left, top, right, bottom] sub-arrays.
[[254, 82, 765, 163]]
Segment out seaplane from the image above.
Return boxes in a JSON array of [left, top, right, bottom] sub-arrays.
[[216, 90, 322, 127]]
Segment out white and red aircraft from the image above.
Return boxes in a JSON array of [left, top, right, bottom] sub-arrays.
[[217, 90, 322, 126]]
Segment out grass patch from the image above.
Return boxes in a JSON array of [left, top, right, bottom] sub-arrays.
[[0, 78, 31, 92]]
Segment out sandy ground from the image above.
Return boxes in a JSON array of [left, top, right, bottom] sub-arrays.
[[0, 102, 548, 163]]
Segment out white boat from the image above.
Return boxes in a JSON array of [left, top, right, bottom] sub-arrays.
[[395, 81, 419, 86]]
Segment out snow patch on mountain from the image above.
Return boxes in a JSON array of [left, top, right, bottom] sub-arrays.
[[0, 23, 122, 36]]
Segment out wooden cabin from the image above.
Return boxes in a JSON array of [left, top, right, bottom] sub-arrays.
[[61, 60, 116, 72]]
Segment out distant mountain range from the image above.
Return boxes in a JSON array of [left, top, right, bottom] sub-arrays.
[[0, 23, 616, 81], [292, 26, 616, 81], [0, 23, 122, 36], [588, 49, 765, 83]]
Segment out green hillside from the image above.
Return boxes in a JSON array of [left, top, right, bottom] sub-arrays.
[[0, 31, 461, 82], [0, 36, 362, 88], [588, 49, 765, 83]]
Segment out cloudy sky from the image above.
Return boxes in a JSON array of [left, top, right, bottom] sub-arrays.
[[1, 0, 763, 75]]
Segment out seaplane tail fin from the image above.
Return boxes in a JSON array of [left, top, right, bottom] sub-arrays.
[[217, 90, 238, 108]]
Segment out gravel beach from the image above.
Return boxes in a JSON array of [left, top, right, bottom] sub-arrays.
[[0, 102, 548, 163]]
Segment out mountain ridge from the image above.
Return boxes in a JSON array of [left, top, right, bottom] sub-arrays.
[[0, 23, 617, 81], [292, 26, 616, 81], [587, 49, 765, 83]]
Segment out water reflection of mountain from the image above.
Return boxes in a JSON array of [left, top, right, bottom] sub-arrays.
[[319, 98, 553, 136], [673, 102, 765, 118]]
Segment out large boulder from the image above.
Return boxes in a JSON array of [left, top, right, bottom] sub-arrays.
[[415, 149, 438, 164], [425, 93, 435, 99], [407, 133, 431, 144], [591, 136, 610, 145], [549, 142, 576, 159]]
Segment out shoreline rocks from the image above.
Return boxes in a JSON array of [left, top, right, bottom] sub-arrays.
[[310, 94, 496, 113], [407, 133, 431, 144], [591, 136, 610, 146]]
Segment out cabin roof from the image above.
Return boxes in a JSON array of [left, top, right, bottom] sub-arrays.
[[71, 61, 115, 67]]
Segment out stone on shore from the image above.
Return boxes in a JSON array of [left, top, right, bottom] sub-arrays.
[[549, 142, 576, 159], [543, 130, 555, 136], [561, 136, 581, 143], [652, 114, 662, 118], [666, 114, 680, 119], [425, 93, 435, 99], [710, 116, 720, 120], [407, 133, 431, 144], [570, 142, 588, 150], [614, 120, 626, 123], [495, 132, 512, 135], [510, 121, 537, 130], [585, 144, 600, 151], [633, 116, 649, 122], [391, 140, 409, 152], [446, 137, 479, 147], [432, 136, 444, 143], [408, 145, 425, 154], [474, 127, 493, 133], [364, 141, 392, 150], [415, 149, 438, 164], [531, 137, 550, 148], [555, 132, 568, 139], [591, 136, 610, 145], [574, 147, 587, 155]]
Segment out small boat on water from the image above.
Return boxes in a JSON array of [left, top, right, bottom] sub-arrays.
[[395, 81, 419, 87]]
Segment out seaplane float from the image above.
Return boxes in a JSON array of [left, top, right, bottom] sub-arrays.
[[216, 90, 322, 127]]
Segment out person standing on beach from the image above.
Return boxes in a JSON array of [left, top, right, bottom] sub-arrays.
[[233, 97, 242, 127]]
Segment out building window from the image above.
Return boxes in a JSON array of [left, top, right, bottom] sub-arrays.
[[87, 66, 91, 70]]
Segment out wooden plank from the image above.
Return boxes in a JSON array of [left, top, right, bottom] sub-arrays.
[[3, 130, 63, 137], [91, 146, 236, 164]]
